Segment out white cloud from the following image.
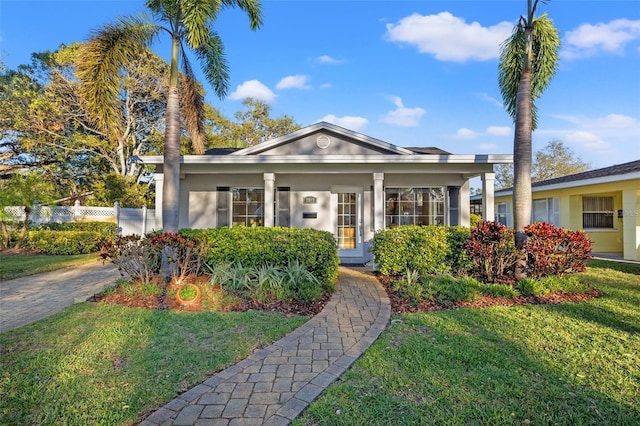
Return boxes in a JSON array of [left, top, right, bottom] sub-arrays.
[[486, 126, 511, 136], [385, 12, 513, 62], [454, 128, 477, 139], [564, 131, 610, 150], [479, 93, 503, 108], [316, 55, 345, 64], [562, 19, 640, 59], [381, 96, 426, 127], [583, 114, 639, 129], [319, 83, 332, 89], [276, 75, 311, 90], [319, 114, 369, 131], [229, 80, 276, 102]]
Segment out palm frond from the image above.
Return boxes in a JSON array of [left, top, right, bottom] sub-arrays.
[[194, 30, 230, 99], [181, 0, 220, 49], [498, 25, 526, 124], [221, 0, 263, 30], [531, 14, 560, 99], [76, 14, 160, 134], [180, 50, 206, 154]]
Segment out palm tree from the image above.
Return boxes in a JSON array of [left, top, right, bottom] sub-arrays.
[[498, 0, 560, 251], [77, 0, 263, 233]]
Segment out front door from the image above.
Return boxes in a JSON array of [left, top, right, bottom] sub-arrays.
[[333, 189, 363, 260]]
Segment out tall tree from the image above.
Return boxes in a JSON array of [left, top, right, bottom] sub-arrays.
[[498, 0, 560, 250], [76, 0, 263, 233], [494, 139, 591, 189]]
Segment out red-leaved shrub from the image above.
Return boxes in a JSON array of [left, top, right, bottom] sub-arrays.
[[465, 221, 518, 283], [523, 222, 592, 279]]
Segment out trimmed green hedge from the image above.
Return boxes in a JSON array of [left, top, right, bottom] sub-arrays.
[[372, 225, 472, 276], [180, 227, 340, 285], [35, 222, 117, 238], [27, 230, 106, 255]]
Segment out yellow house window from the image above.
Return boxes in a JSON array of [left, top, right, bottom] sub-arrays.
[[582, 196, 614, 229]]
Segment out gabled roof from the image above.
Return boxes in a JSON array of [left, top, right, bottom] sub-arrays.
[[494, 159, 640, 196], [230, 121, 416, 156], [531, 160, 640, 187], [406, 147, 451, 155]]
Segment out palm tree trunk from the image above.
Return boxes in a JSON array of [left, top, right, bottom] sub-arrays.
[[162, 34, 182, 233], [513, 67, 533, 279]]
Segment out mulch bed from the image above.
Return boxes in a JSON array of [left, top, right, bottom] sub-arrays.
[[375, 273, 604, 314], [89, 275, 332, 316]]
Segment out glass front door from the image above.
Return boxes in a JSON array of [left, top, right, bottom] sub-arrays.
[[334, 190, 363, 259]]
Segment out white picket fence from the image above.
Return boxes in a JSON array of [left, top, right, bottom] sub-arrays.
[[2, 201, 157, 236]]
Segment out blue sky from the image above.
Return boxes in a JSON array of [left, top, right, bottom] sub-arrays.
[[1, 0, 639, 171]]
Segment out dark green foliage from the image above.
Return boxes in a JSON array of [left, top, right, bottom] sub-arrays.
[[372, 226, 451, 276], [27, 230, 105, 254], [445, 226, 473, 274], [36, 222, 117, 239], [180, 227, 339, 285], [517, 275, 589, 297]]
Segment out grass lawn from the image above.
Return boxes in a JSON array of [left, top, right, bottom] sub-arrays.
[[0, 252, 100, 280], [295, 259, 640, 425], [0, 304, 308, 425]]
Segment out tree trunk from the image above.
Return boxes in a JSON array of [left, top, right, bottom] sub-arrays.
[[513, 67, 533, 279], [162, 34, 182, 234], [15, 206, 31, 249]]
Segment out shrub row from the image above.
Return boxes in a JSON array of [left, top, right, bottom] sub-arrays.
[[372, 225, 471, 277], [180, 227, 339, 285], [27, 230, 106, 255], [373, 222, 592, 283], [35, 222, 117, 238]]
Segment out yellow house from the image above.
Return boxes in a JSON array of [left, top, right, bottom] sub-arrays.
[[486, 160, 640, 262]]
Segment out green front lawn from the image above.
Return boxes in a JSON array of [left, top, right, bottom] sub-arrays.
[[295, 260, 640, 425], [0, 304, 307, 425], [2, 259, 638, 425], [0, 252, 100, 280]]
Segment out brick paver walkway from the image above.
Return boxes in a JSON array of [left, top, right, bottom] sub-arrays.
[[139, 267, 391, 426], [0, 260, 118, 333]]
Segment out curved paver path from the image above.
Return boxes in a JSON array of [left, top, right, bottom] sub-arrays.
[[0, 260, 119, 333], [139, 267, 391, 426]]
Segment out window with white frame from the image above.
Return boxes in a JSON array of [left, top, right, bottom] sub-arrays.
[[532, 197, 560, 225], [232, 188, 264, 227], [384, 187, 445, 227], [496, 202, 510, 225], [582, 196, 614, 229]]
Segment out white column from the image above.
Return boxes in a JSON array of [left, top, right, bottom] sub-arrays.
[[622, 188, 640, 261], [459, 180, 470, 227], [263, 173, 275, 227], [373, 173, 384, 232], [154, 173, 164, 231], [482, 172, 495, 222]]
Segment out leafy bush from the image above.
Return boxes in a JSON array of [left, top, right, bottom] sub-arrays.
[[35, 222, 117, 239], [465, 221, 518, 283], [372, 225, 451, 276], [208, 261, 329, 303], [181, 227, 339, 285], [27, 230, 105, 254], [100, 235, 160, 284], [446, 226, 473, 275], [146, 233, 206, 284], [523, 222, 592, 279]]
